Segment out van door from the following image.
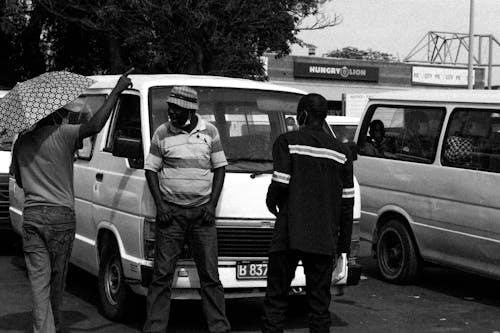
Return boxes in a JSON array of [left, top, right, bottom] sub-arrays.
[[355, 104, 446, 256], [436, 108, 500, 276], [88, 92, 145, 275], [71, 94, 106, 273]]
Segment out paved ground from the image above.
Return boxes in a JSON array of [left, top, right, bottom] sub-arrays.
[[1, 231, 500, 332]]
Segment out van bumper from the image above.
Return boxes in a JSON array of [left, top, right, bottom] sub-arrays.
[[140, 261, 361, 297], [140, 260, 307, 299]]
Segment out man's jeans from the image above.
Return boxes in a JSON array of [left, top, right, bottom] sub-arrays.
[[143, 203, 231, 333], [22, 206, 76, 333]]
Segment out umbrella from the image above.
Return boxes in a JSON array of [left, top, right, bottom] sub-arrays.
[[0, 71, 95, 138]]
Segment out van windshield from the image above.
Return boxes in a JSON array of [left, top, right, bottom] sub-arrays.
[[149, 87, 302, 172]]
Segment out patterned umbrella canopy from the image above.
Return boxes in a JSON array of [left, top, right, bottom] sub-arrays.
[[0, 71, 95, 138]]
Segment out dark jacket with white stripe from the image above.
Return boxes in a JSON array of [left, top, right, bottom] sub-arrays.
[[266, 126, 355, 257]]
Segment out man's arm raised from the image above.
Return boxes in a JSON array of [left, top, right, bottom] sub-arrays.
[[78, 69, 133, 140]]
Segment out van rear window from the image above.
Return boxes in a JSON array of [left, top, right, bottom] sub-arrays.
[[442, 108, 500, 173]]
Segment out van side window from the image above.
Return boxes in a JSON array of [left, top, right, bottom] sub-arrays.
[[105, 94, 143, 168], [442, 109, 500, 172], [358, 105, 444, 163], [67, 95, 106, 160]]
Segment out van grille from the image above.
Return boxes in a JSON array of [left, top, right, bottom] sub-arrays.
[[0, 174, 11, 229], [217, 227, 273, 258]]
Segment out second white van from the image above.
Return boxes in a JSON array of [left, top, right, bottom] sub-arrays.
[[354, 90, 500, 284]]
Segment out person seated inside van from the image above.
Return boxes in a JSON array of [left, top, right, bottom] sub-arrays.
[[400, 111, 432, 160], [285, 116, 299, 132], [361, 119, 394, 157], [444, 113, 491, 169]]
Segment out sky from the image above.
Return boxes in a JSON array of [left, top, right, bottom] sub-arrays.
[[291, 0, 500, 83]]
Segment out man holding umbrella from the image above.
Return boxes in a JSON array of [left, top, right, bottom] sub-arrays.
[[8, 71, 132, 333]]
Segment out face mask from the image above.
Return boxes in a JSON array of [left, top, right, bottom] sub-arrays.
[[287, 126, 294, 131], [178, 115, 191, 128]]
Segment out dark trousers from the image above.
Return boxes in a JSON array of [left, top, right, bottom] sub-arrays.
[[22, 206, 76, 333], [261, 250, 334, 333], [143, 203, 231, 333]]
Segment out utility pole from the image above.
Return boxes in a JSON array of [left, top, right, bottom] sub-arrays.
[[468, 0, 475, 89]]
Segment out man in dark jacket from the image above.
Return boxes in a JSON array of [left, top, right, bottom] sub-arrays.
[[261, 93, 355, 333]]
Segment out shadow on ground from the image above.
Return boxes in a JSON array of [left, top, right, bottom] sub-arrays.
[[0, 230, 22, 256], [0, 310, 87, 332], [358, 254, 500, 308]]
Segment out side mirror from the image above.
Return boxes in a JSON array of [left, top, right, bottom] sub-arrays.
[[112, 135, 144, 168]]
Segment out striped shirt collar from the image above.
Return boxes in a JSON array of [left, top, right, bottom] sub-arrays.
[[167, 114, 206, 135]]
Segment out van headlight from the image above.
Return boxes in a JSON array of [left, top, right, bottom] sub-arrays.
[[143, 217, 156, 261]]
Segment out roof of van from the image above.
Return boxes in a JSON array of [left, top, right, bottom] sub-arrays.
[[88, 74, 306, 95], [368, 89, 500, 104]]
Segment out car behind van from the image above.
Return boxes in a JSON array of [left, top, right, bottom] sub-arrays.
[[355, 89, 500, 284], [10, 75, 362, 320]]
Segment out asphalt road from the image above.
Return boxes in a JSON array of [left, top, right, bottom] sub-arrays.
[[1, 231, 500, 333]]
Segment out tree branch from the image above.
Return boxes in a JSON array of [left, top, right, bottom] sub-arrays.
[[297, 12, 342, 31]]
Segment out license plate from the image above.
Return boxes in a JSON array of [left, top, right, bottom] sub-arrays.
[[236, 261, 268, 280]]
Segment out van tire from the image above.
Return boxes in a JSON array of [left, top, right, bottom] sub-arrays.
[[376, 219, 421, 284], [98, 241, 133, 321]]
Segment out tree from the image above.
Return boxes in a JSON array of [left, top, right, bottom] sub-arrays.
[[0, 1, 46, 86], [0, 0, 340, 86], [325, 46, 399, 62]]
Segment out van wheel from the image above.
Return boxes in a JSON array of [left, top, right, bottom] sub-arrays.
[[98, 242, 133, 320], [376, 220, 421, 284]]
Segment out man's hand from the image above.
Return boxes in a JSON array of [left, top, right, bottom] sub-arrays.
[[156, 201, 172, 226], [114, 70, 133, 94], [266, 198, 279, 216], [202, 204, 216, 225]]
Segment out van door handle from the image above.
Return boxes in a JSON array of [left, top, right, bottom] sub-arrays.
[[96, 173, 103, 182]]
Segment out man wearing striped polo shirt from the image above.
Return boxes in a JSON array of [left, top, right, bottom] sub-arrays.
[[262, 93, 355, 333], [143, 86, 230, 333]]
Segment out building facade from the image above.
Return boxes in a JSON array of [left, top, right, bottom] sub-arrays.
[[265, 53, 485, 116]]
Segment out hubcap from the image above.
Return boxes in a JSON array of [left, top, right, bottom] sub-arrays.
[[380, 229, 404, 276], [105, 256, 121, 305]]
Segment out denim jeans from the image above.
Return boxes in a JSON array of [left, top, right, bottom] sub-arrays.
[[143, 203, 231, 333], [261, 251, 334, 333], [22, 206, 76, 333]]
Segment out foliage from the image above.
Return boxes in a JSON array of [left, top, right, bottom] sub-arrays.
[[0, 0, 338, 87], [325, 46, 399, 62]]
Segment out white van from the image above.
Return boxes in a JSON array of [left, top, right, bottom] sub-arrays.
[[10, 75, 361, 320], [354, 90, 500, 284]]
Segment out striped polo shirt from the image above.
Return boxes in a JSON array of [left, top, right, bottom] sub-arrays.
[[144, 115, 228, 207]]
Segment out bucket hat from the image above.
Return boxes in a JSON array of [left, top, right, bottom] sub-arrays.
[[167, 86, 198, 110]]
